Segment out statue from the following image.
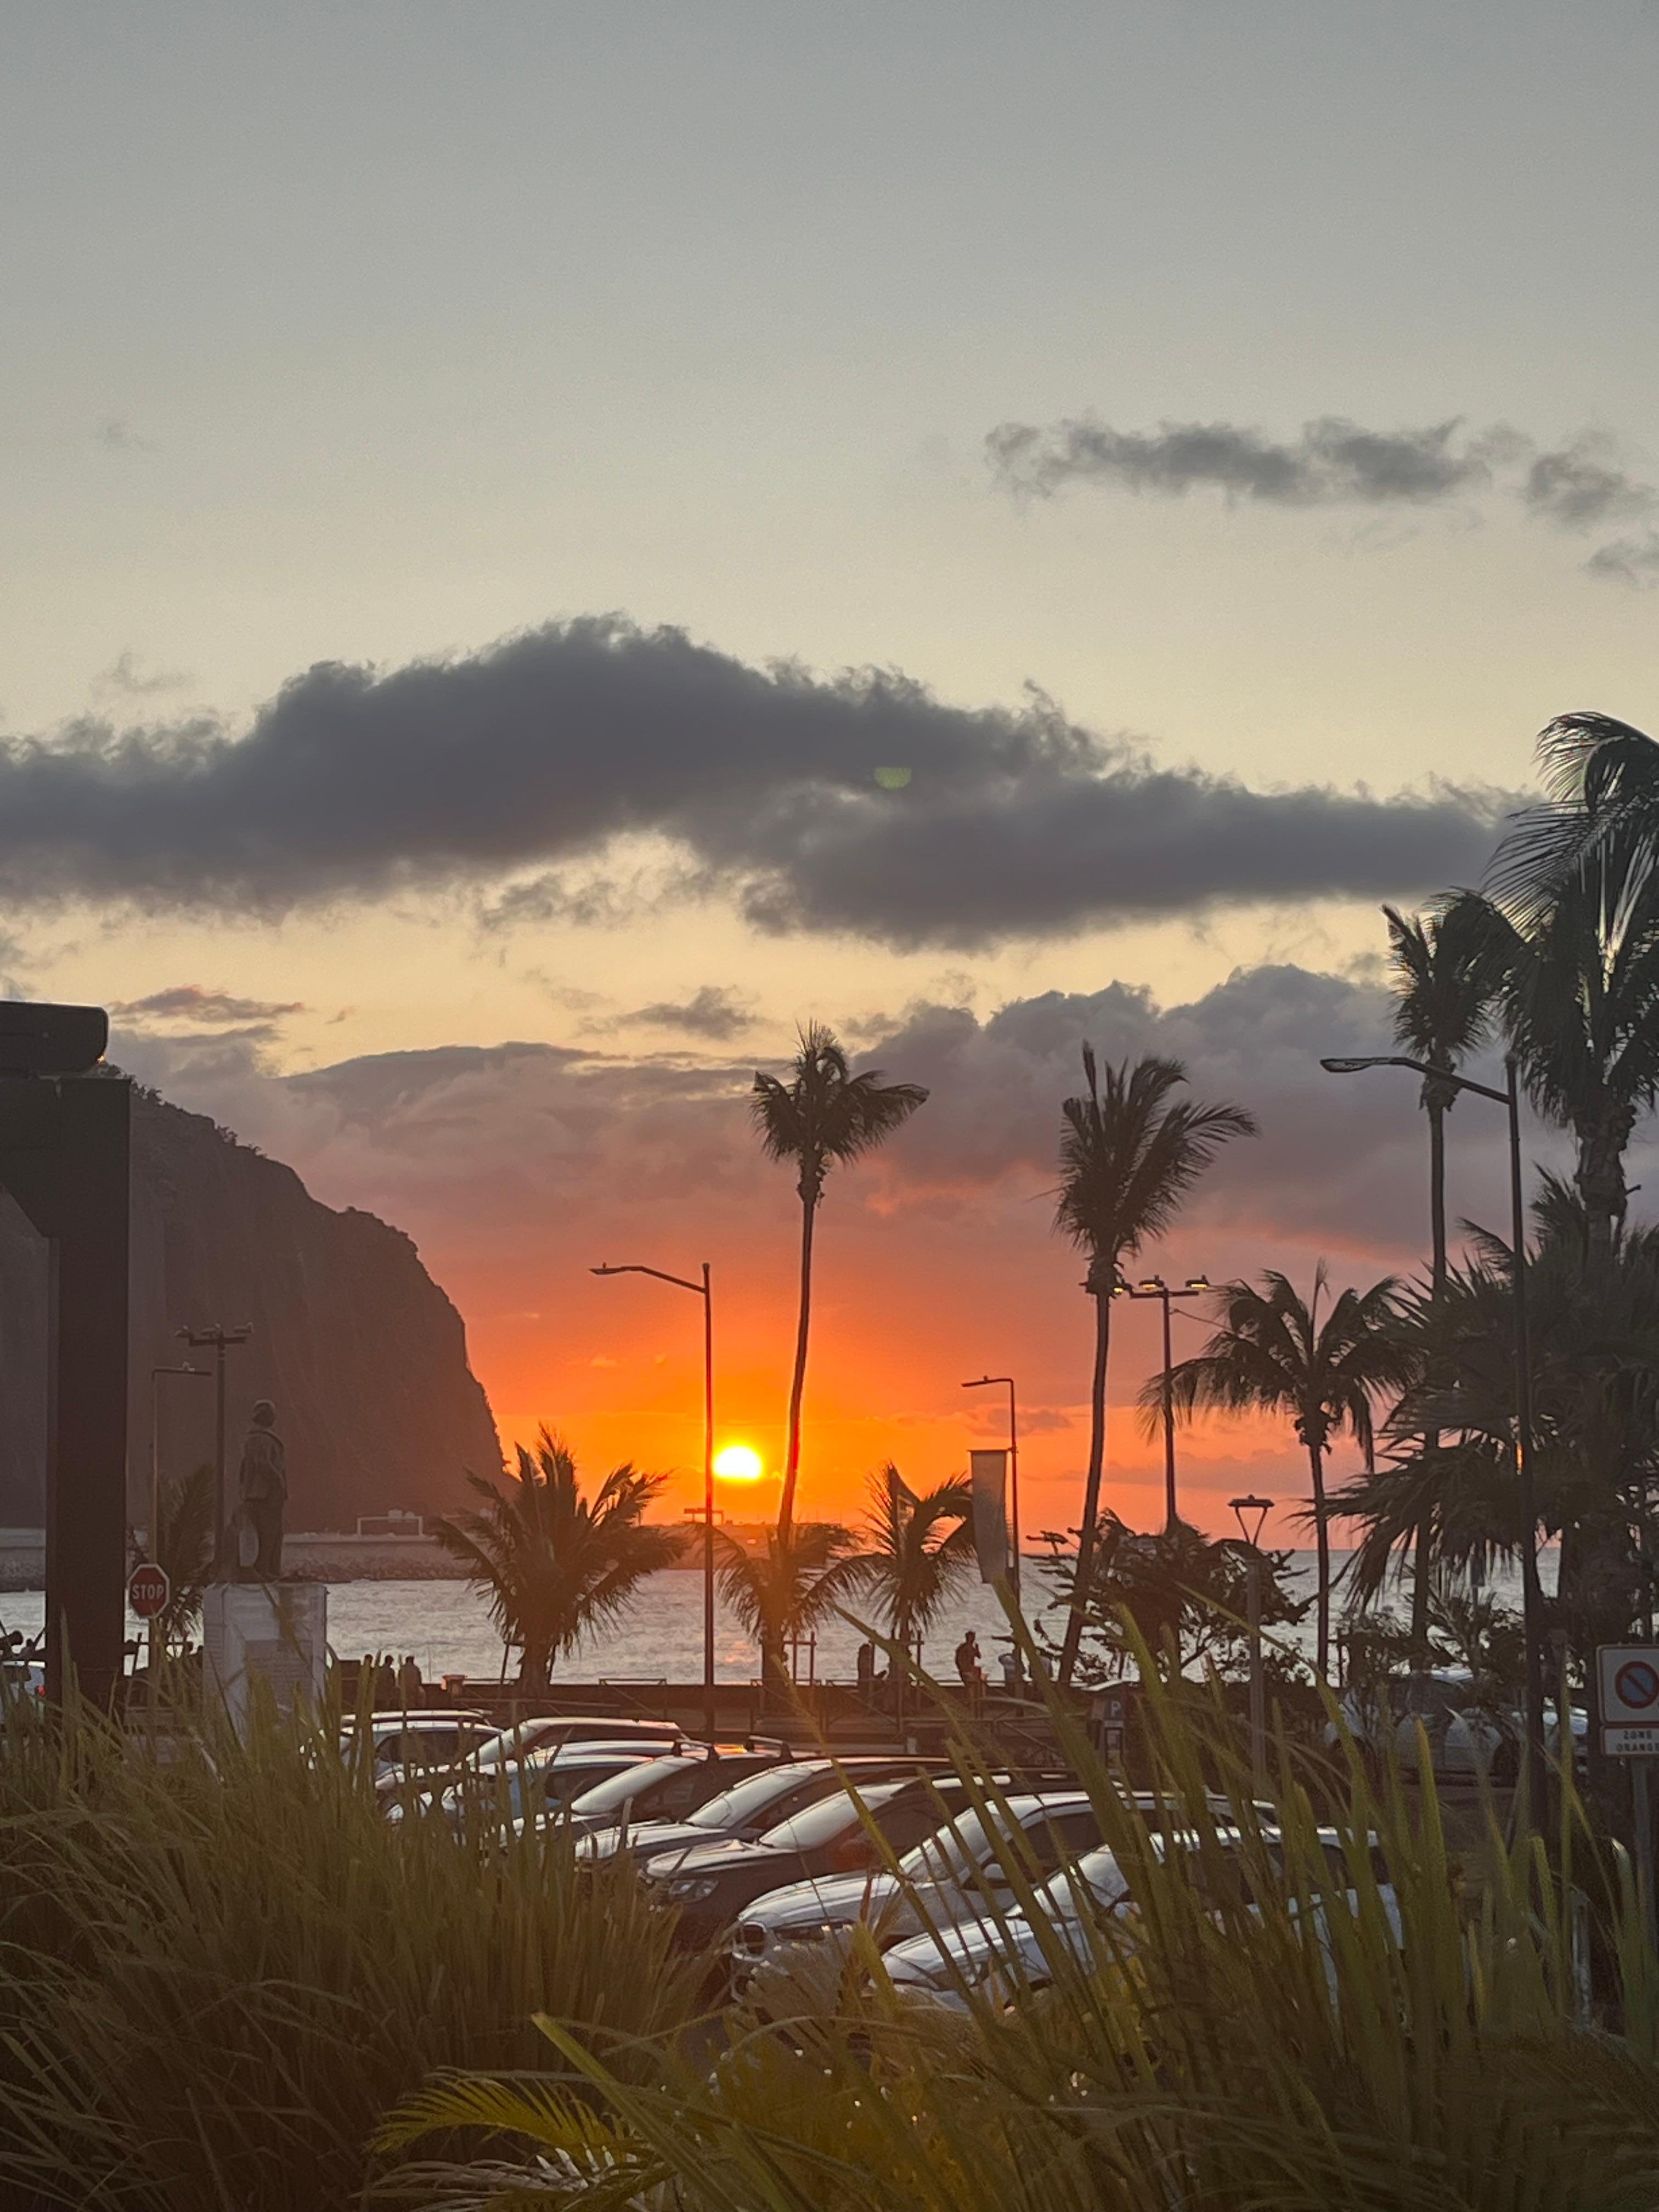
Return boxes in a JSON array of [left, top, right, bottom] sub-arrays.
[[237, 1400, 287, 1579]]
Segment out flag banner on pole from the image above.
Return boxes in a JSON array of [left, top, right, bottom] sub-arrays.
[[969, 1450, 1009, 1583]]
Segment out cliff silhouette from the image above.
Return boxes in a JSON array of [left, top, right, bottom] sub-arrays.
[[0, 1082, 501, 1530]]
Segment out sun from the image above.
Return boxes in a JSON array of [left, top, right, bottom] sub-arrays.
[[713, 1443, 765, 1483]]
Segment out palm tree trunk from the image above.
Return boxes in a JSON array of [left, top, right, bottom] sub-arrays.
[[1059, 1282, 1113, 1689], [778, 1188, 817, 1541], [1308, 1438, 1331, 1680], [1413, 1097, 1447, 1649]]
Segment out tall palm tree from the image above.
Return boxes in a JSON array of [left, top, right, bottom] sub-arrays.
[[1383, 901, 1496, 1641], [752, 1023, 928, 1538], [1052, 1048, 1257, 1686], [1468, 708, 1659, 1262], [434, 1429, 682, 1692], [1150, 1267, 1410, 1678], [851, 1465, 974, 1711], [716, 1521, 865, 1700]]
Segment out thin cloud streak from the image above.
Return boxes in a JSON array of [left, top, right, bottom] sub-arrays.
[[988, 411, 1659, 579]]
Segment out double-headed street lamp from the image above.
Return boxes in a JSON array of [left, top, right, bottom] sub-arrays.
[[961, 1374, 1020, 1601], [1321, 1050, 1546, 1835], [591, 1262, 715, 1743], [1113, 1275, 1211, 1530]]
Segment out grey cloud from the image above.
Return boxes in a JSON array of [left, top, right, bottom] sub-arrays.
[[1586, 532, 1659, 586], [112, 985, 307, 1029], [990, 411, 1659, 582], [95, 649, 194, 698], [988, 415, 1498, 505], [1521, 438, 1657, 530], [93, 417, 155, 454], [0, 618, 1507, 952], [623, 986, 755, 1040]]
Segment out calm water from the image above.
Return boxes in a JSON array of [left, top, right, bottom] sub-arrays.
[[0, 1552, 1554, 1685]]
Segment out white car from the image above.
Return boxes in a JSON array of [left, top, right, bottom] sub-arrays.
[[883, 1826, 1398, 2012], [1336, 1668, 1587, 1781], [728, 1791, 1104, 2006]]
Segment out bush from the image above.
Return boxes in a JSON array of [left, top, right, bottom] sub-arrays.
[[0, 1687, 698, 2211]]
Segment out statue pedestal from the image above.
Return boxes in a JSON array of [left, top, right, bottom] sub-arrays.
[[203, 1582, 327, 1735]]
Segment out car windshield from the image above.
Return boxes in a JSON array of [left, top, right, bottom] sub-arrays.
[[522, 1757, 644, 1810], [569, 1759, 695, 1816], [1040, 1846, 1131, 1918], [756, 1781, 907, 1852], [687, 1765, 822, 1831], [898, 1805, 1013, 1883], [470, 1730, 548, 1773]]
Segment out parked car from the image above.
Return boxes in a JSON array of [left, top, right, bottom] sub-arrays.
[[341, 1712, 495, 1778], [882, 1824, 1398, 2012], [729, 1788, 1105, 2005], [475, 1748, 665, 1833], [545, 1749, 787, 1839], [576, 1754, 932, 1871], [396, 1742, 668, 1830], [1334, 1668, 1587, 1780], [644, 1773, 985, 1951], [464, 1716, 692, 1774]]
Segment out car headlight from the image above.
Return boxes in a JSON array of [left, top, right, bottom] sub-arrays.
[[667, 1876, 721, 1904]]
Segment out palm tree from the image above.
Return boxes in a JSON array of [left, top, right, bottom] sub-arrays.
[[1150, 1268, 1410, 1678], [716, 1521, 865, 1700], [1052, 1049, 1257, 1686], [434, 1429, 682, 1692], [152, 1462, 215, 1655], [752, 1023, 928, 1538], [1383, 901, 1496, 1641], [1467, 709, 1659, 1262], [851, 1466, 974, 1712], [1339, 1179, 1659, 1698]]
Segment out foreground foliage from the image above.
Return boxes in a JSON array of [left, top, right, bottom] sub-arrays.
[[0, 1687, 697, 2212], [384, 1642, 1659, 2212]]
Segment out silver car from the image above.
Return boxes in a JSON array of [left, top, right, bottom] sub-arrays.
[[729, 1790, 1103, 2006]]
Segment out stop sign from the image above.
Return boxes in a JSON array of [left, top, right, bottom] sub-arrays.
[[128, 1562, 171, 1620]]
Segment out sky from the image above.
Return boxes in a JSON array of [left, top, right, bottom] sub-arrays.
[[3, 2, 1658, 1543]]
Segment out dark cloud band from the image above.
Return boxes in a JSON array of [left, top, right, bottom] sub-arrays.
[[3, 618, 1506, 947]]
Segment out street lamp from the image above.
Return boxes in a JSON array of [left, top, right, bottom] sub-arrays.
[[1112, 1275, 1211, 1530], [591, 1262, 715, 1743], [1320, 1050, 1546, 1834], [178, 1324, 253, 1578], [147, 1363, 211, 1676], [961, 1375, 1020, 1601], [1229, 1493, 1273, 1792]]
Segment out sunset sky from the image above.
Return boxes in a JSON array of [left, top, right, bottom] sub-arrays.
[[4, 4, 1658, 1542]]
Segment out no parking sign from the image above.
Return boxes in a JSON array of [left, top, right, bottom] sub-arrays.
[[1598, 1646, 1659, 1757]]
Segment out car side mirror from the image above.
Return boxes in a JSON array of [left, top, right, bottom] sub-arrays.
[[834, 1835, 877, 1871]]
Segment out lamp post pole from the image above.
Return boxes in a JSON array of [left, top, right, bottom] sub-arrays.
[[1229, 1493, 1273, 1793], [147, 1362, 210, 1677], [592, 1262, 715, 1742], [962, 1374, 1020, 1601], [1321, 1051, 1547, 1835], [1112, 1276, 1211, 1530], [178, 1324, 252, 1579]]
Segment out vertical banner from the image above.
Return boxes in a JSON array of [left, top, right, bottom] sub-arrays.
[[969, 1449, 1009, 1584]]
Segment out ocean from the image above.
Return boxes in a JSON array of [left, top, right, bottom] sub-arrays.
[[0, 1551, 1555, 1686]]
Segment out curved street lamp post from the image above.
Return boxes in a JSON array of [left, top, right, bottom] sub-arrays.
[[1320, 1051, 1546, 1836], [591, 1262, 715, 1743]]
